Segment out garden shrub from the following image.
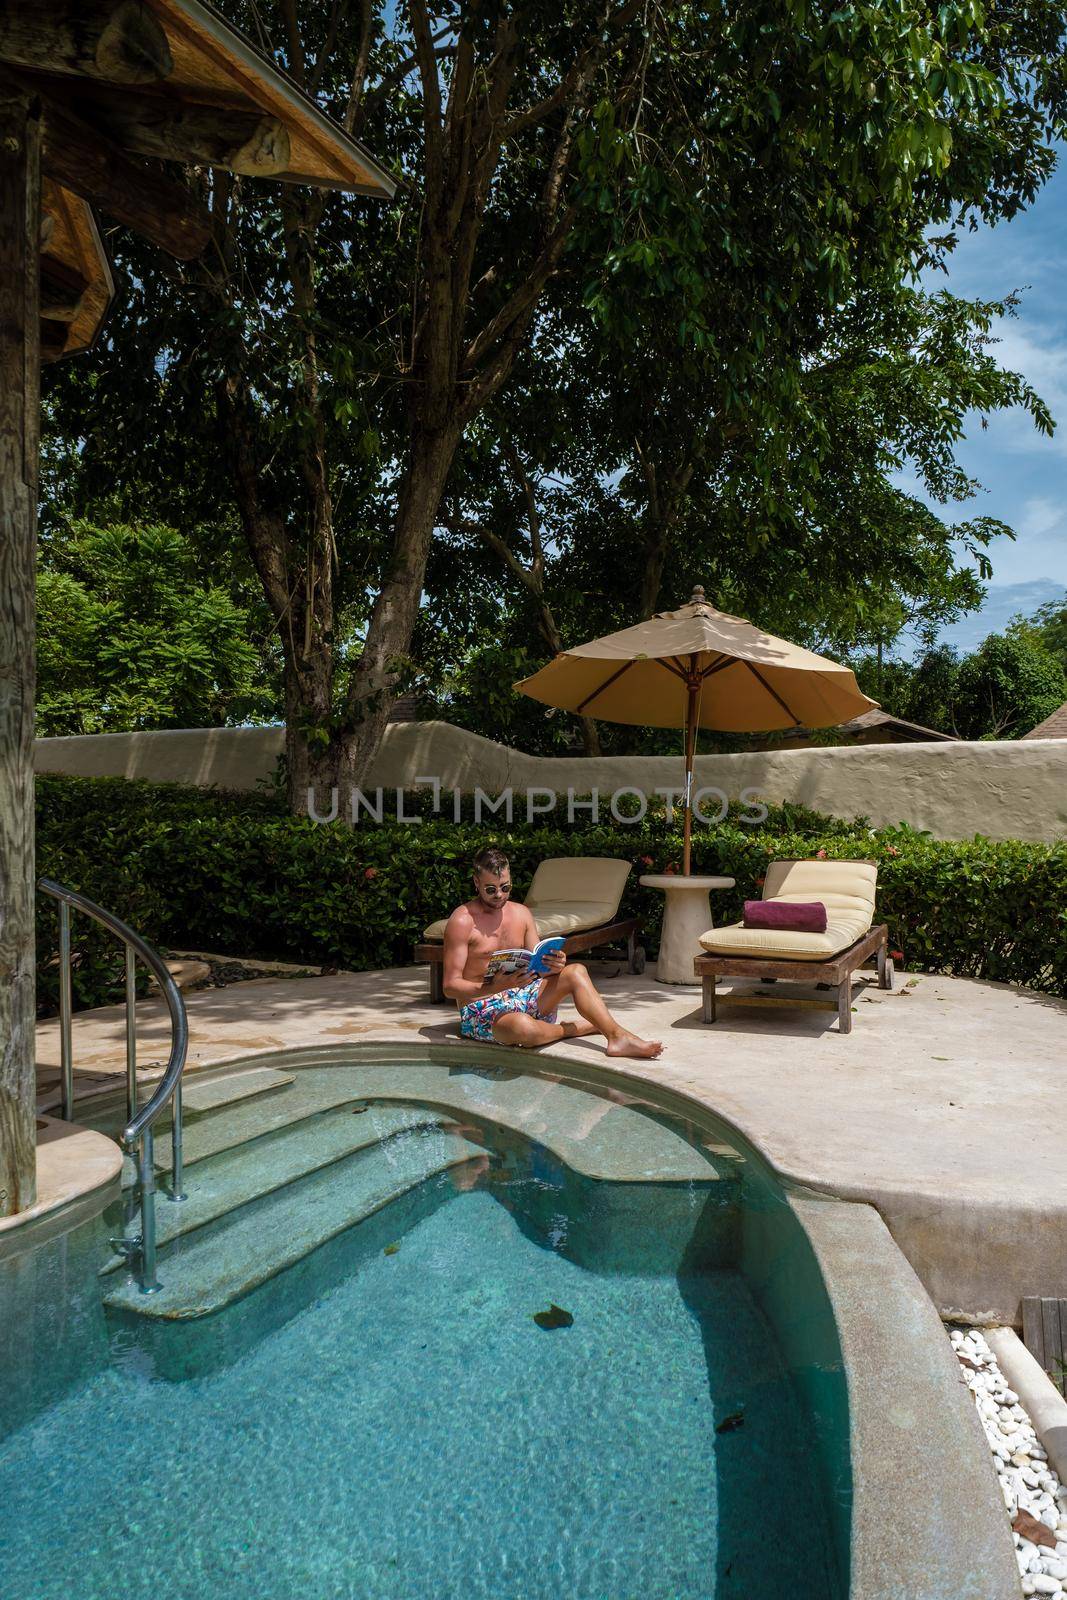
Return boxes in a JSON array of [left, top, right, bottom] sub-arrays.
[[35, 775, 1067, 1011]]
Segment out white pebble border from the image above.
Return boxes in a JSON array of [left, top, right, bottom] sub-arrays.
[[951, 1327, 1067, 1596]]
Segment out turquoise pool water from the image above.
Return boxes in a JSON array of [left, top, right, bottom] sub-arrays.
[[0, 1066, 841, 1599]]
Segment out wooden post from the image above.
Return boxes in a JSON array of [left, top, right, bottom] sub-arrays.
[[0, 84, 41, 1215]]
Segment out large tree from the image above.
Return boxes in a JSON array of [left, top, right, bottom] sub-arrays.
[[43, 0, 1067, 798]]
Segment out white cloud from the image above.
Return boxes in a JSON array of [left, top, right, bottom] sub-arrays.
[[1018, 496, 1066, 541], [954, 315, 1067, 460]]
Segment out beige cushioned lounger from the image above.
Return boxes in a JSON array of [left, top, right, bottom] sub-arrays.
[[423, 856, 632, 942], [698, 859, 878, 961]]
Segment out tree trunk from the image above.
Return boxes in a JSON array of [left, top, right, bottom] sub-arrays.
[[532, 596, 602, 756], [284, 659, 342, 813], [0, 88, 41, 1216], [639, 530, 669, 620], [339, 423, 461, 781], [216, 365, 345, 818], [633, 440, 697, 618]]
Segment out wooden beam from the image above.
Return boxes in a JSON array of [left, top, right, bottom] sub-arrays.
[[73, 90, 292, 176], [0, 85, 41, 1216], [0, 1, 173, 86], [39, 317, 69, 360], [40, 255, 89, 322], [33, 80, 212, 259]]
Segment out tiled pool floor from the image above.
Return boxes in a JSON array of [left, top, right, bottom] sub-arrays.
[[0, 1188, 834, 1600]]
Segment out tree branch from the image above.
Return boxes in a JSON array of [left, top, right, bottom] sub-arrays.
[[358, 33, 455, 116], [408, 0, 445, 199], [501, 437, 545, 584], [501, 0, 643, 138], [309, 0, 348, 97], [342, 0, 374, 132], [279, 0, 306, 86], [459, 205, 574, 387], [216, 375, 293, 628]]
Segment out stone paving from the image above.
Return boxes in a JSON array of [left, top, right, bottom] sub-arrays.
[[36, 958, 1067, 1323]]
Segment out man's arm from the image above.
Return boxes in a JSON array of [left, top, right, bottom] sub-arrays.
[[441, 910, 523, 1002]]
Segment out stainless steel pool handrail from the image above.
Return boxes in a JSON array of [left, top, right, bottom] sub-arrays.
[[37, 878, 188, 1293]]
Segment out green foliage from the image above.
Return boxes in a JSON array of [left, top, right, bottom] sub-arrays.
[[854, 642, 962, 733], [36, 520, 278, 734], [952, 633, 1067, 739], [1007, 593, 1067, 675], [35, 776, 1066, 1011], [854, 626, 1067, 740]]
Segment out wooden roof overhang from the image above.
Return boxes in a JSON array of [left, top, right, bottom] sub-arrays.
[[0, 0, 397, 361]]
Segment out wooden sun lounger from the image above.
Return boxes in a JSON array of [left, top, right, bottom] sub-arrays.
[[416, 916, 644, 1005], [693, 924, 893, 1034]]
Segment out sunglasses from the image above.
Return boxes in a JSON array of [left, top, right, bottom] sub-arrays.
[[479, 883, 512, 897]]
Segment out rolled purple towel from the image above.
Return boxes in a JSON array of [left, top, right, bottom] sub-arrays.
[[743, 899, 827, 933]]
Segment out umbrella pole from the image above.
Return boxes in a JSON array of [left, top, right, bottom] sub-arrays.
[[682, 677, 698, 875]]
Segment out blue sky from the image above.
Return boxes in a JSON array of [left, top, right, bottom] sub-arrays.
[[903, 152, 1067, 654]]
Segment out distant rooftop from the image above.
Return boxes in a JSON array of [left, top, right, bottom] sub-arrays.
[[1022, 702, 1067, 740], [835, 708, 957, 743], [749, 708, 957, 749]]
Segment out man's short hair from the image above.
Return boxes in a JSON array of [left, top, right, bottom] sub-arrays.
[[473, 846, 510, 877]]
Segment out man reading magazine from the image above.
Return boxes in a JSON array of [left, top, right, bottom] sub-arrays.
[[441, 846, 663, 1059]]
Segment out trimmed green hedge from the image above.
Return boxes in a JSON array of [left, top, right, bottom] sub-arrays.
[[35, 775, 1067, 1010]]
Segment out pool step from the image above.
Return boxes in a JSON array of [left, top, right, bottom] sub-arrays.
[[151, 1072, 377, 1172], [104, 1126, 485, 1321], [181, 1066, 295, 1115], [101, 1105, 456, 1274], [95, 1060, 732, 1186]]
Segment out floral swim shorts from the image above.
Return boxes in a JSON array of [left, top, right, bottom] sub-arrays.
[[459, 978, 558, 1042]]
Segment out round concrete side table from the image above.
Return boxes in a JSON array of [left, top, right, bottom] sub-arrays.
[[639, 874, 736, 986]]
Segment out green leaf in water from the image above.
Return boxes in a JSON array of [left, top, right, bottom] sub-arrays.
[[383, 1242, 401, 1256], [716, 1410, 745, 1433]]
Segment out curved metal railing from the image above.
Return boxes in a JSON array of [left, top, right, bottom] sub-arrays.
[[37, 878, 188, 1293]]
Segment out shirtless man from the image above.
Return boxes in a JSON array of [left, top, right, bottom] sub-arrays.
[[442, 846, 663, 1060]]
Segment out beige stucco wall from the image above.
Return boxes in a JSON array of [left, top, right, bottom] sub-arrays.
[[34, 721, 1067, 843]]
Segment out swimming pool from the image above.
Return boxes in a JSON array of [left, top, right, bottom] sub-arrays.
[[0, 1053, 848, 1599]]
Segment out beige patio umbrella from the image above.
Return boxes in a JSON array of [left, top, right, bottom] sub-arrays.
[[516, 585, 877, 873]]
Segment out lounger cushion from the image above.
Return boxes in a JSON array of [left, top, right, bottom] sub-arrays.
[[763, 858, 877, 917], [422, 857, 632, 942], [527, 856, 631, 908], [698, 858, 877, 962]]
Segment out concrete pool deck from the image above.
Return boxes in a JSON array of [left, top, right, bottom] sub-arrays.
[[36, 960, 1067, 1324]]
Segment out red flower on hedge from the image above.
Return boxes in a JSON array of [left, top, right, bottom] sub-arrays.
[[755, 876, 765, 887], [815, 848, 827, 860], [890, 950, 904, 961], [364, 866, 378, 880], [639, 855, 654, 867]]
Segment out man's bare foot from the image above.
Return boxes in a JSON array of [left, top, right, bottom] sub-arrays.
[[605, 1031, 663, 1059], [560, 1019, 597, 1040]]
